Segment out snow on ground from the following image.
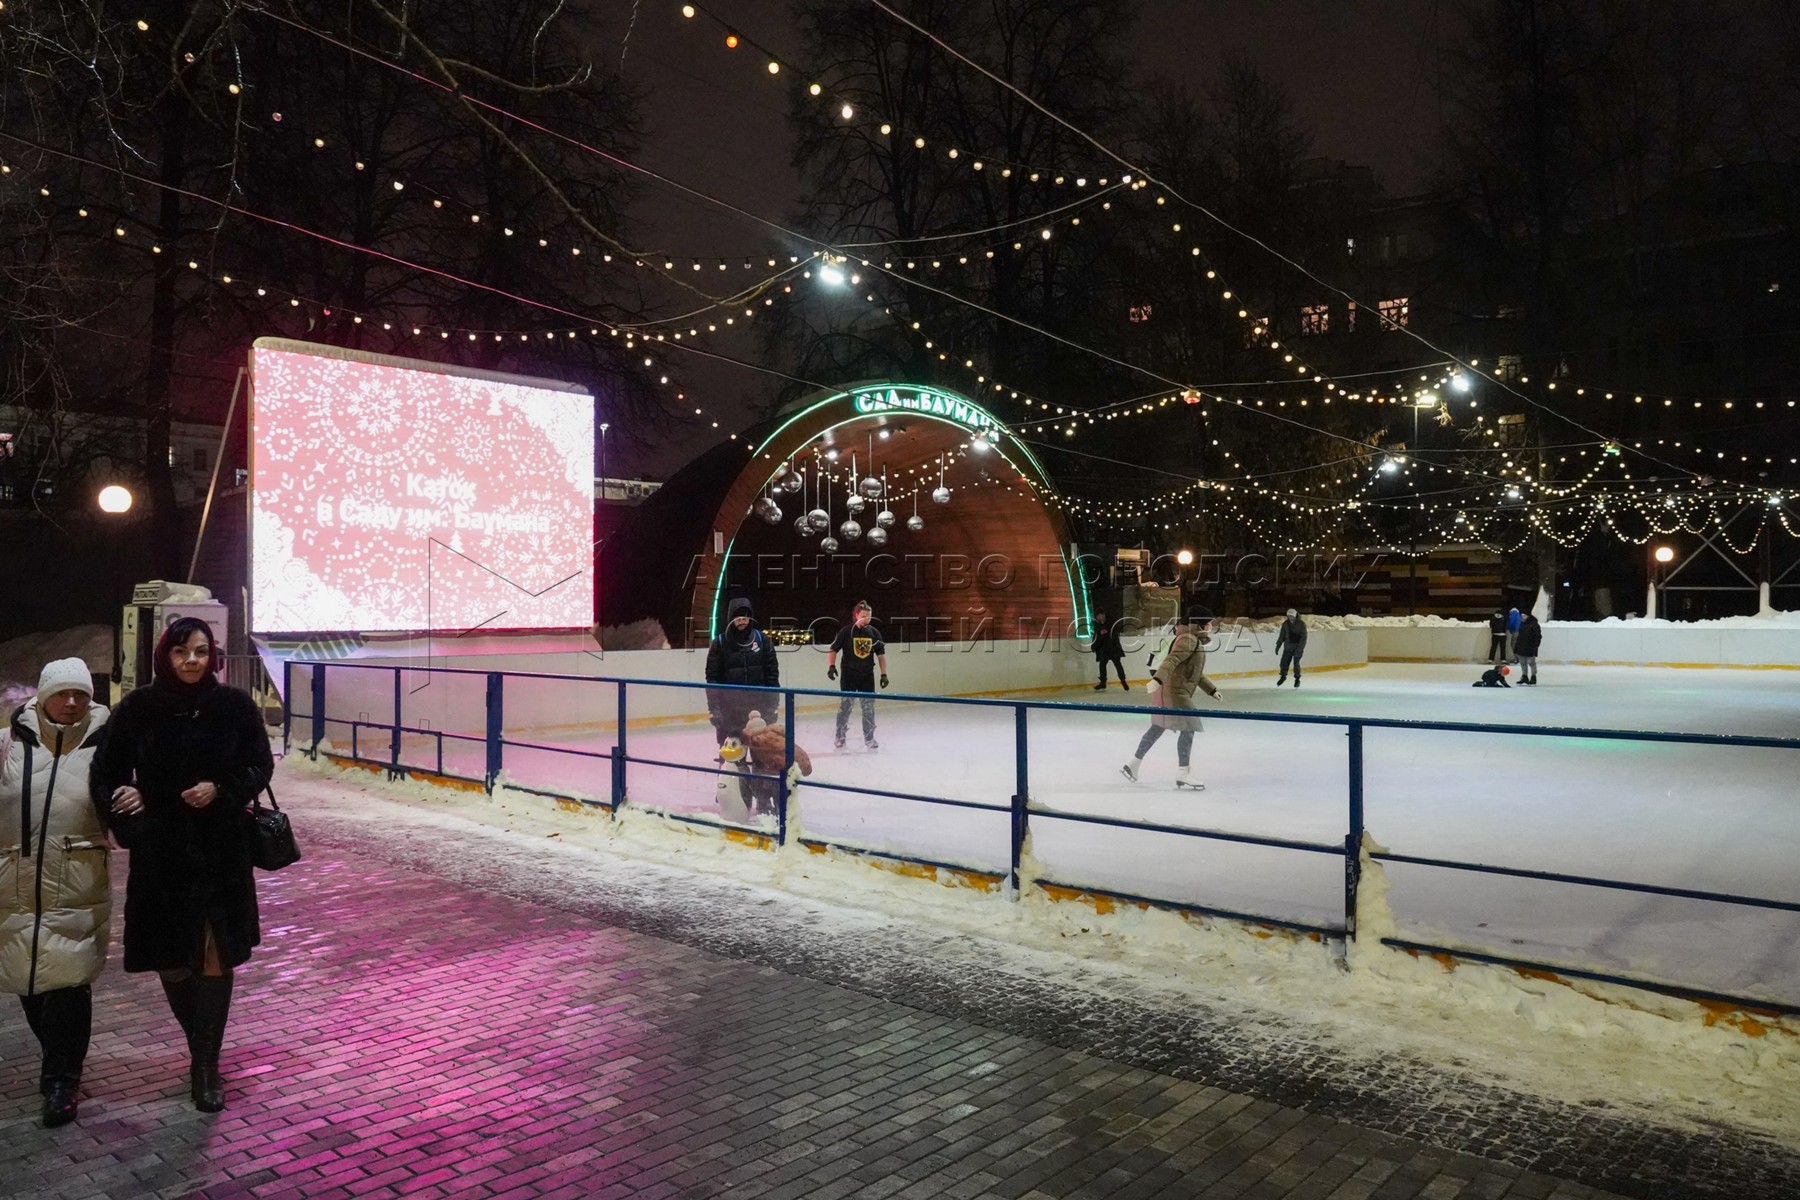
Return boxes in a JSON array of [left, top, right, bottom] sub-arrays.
[[283, 744, 1800, 1152], [388, 662, 1800, 1004]]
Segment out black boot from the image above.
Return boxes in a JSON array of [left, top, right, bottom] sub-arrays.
[[161, 972, 198, 1040], [34, 986, 91, 1127], [189, 974, 234, 1112]]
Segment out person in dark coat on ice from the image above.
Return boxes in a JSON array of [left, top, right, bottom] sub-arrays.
[[1091, 611, 1128, 691], [705, 597, 780, 745], [1274, 608, 1307, 687], [1486, 611, 1508, 664], [1513, 613, 1543, 685], [89, 617, 274, 1113], [1472, 665, 1512, 688]]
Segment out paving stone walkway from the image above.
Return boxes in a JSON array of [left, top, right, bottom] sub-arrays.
[[0, 768, 1783, 1199]]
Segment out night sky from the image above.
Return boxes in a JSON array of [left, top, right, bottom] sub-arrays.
[[592, 1, 1442, 477]]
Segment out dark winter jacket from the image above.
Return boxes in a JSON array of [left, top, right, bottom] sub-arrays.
[[1091, 619, 1122, 661], [1275, 617, 1308, 653], [1488, 613, 1507, 636], [88, 681, 273, 974], [705, 601, 780, 729], [1514, 618, 1543, 657]]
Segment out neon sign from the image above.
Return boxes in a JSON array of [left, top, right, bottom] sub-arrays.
[[850, 385, 998, 431]]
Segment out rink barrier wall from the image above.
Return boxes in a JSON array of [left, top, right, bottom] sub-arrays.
[[1366, 623, 1800, 668], [286, 659, 1800, 1017]]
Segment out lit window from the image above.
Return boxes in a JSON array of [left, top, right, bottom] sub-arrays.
[[1495, 354, 1522, 380], [1300, 304, 1330, 336], [1345, 301, 1357, 334], [1377, 298, 1409, 331], [1244, 317, 1271, 348]]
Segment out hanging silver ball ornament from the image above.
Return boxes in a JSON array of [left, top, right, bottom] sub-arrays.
[[845, 493, 866, 514], [758, 500, 783, 525], [807, 508, 830, 530], [859, 476, 884, 499], [906, 514, 925, 533], [865, 526, 889, 548], [794, 514, 816, 538], [838, 519, 863, 542], [932, 486, 951, 504], [820, 536, 840, 553], [781, 473, 804, 494], [875, 509, 896, 529]]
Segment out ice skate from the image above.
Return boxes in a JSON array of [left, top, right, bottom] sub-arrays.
[[865, 738, 880, 751], [1293, 676, 1300, 688], [834, 735, 846, 749], [1120, 758, 1141, 783], [1276, 675, 1286, 686], [1174, 767, 1205, 791]]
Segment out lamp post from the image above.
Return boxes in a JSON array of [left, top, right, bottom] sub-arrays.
[[98, 485, 134, 696], [1649, 544, 1675, 619], [597, 422, 610, 640]]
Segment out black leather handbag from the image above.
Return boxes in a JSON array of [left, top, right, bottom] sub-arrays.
[[249, 786, 301, 871]]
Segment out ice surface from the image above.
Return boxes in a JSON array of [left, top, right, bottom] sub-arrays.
[[332, 662, 1800, 1004]]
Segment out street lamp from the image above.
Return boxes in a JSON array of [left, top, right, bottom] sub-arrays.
[[97, 484, 135, 697], [1648, 544, 1675, 618]]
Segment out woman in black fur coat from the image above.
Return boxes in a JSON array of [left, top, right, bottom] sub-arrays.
[[90, 617, 273, 1112]]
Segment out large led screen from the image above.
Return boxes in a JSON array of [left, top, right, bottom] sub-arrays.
[[250, 340, 594, 633]]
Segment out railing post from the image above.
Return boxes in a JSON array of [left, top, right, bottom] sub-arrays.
[[484, 672, 504, 792], [309, 665, 325, 759], [282, 660, 293, 754], [777, 687, 795, 845], [391, 668, 403, 773], [1009, 704, 1029, 901], [610, 680, 627, 815], [1345, 723, 1365, 942]]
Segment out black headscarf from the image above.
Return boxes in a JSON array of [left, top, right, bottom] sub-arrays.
[[151, 616, 221, 701]]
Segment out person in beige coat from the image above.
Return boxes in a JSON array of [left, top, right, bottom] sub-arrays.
[[1, 658, 112, 1127], [1122, 606, 1222, 790]]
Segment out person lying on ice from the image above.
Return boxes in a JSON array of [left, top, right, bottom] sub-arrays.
[[1472, 665, 1512, 688]]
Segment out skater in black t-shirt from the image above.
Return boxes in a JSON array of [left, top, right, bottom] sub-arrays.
[[827, 601, 888, 749]]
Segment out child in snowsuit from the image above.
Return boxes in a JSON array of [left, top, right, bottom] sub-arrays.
[[1472, 666, 1511, 688]]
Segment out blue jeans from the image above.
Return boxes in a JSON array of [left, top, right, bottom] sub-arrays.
[[836, 692, 876, 741]]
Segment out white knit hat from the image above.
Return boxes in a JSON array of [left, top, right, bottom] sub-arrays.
[[36, 657, 94, 700]]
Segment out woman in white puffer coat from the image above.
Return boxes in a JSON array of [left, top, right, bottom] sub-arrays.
[[1, 657, 112, 1128]]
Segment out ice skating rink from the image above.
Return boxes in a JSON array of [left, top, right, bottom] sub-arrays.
[[444, 662, 1800, 1004]]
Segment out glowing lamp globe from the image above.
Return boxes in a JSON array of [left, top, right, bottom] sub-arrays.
[[1653, 546, 1675, 564], [1175, 549, 1194, 567], [97, 485, 133, 514]]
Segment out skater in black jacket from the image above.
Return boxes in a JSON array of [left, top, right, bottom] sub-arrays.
[[705, 598, 779, 745], [1092, 612, 1128, 691], [1486, 611, 1508, 664], [1514, 614, 1543, 684], [1274, 609, 1307, 687], [826, 601, 888, 749]]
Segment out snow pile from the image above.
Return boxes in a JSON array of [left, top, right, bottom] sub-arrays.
[[0, 624, 113, 707], [289, 751, 1800, 1150]]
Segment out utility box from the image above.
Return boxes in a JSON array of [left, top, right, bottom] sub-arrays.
[[119, 581, 230, 697]]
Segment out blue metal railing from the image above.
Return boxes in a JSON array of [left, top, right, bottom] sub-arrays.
[[281, 659, 1800, 1015]]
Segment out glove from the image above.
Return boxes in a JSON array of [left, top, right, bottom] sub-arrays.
[[879, 674, 889, 689], [1144, 679, 1159, 695], [827, 664, 838, 681]]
